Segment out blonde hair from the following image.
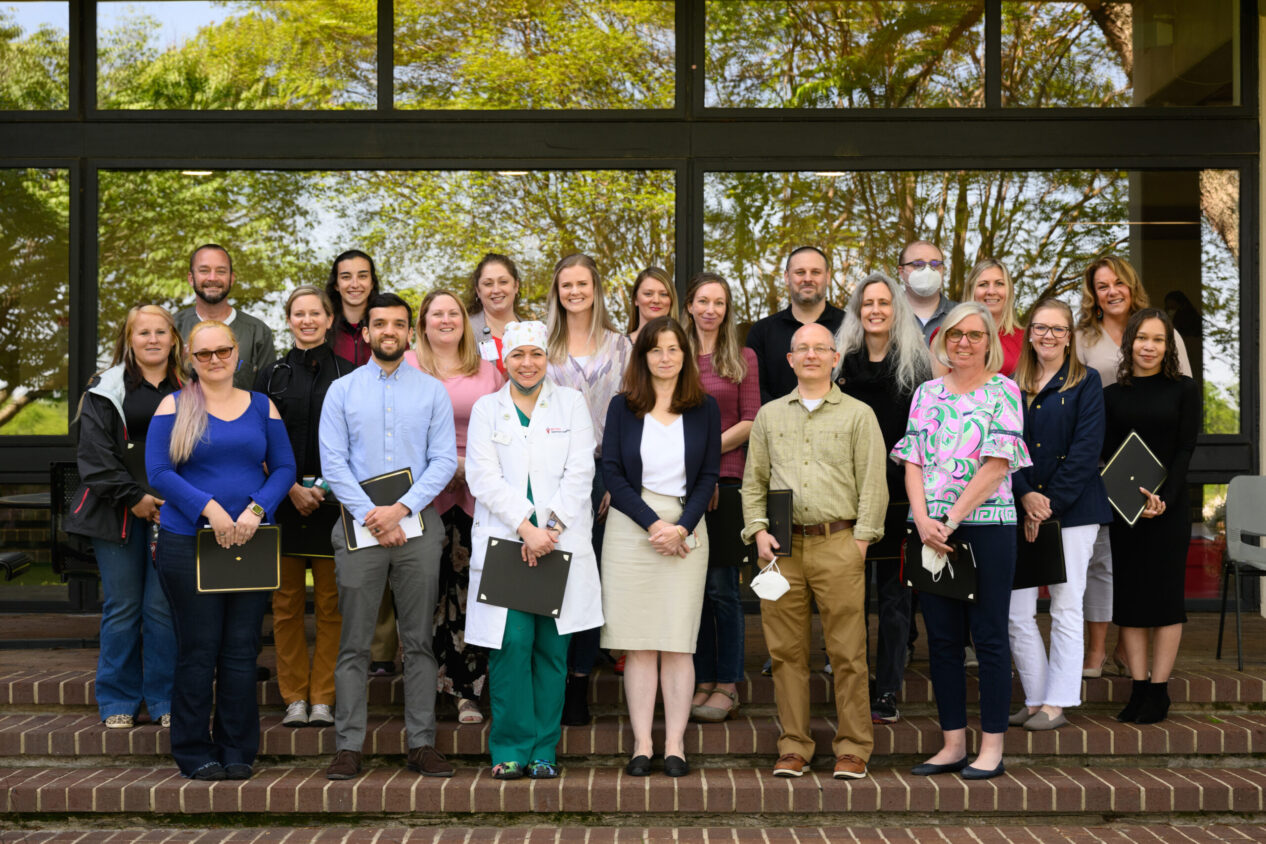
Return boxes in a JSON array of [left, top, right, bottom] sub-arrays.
[[285, 284, 334, 318], [682, 272, 748, 383], [545, 253, 619, 365], [930, 302, 1003, 374], [966, 258, 1019, 334], [111, 304, 186, 385], [1076, 255, 1149, 344], [169, 321, 237, 465], [413, 289, 481, 377], [1013, 298, 1087, 395], [625, 266, 678, 334]]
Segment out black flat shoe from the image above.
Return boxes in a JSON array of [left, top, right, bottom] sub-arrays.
[[224, 763, 253, 780], [663, 755, 689, 777], [625, 755, 652, 776], [961, 761, 1005, 780], [910, 756, 969, 776]]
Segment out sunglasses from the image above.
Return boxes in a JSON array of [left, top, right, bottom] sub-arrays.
[[191, 346, 235, 363]]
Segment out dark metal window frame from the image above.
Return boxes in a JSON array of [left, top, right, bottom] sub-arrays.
[[0, 0, 1258, 485]]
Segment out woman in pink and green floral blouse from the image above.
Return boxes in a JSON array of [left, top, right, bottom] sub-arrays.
[[891, 302, 1031, 782]]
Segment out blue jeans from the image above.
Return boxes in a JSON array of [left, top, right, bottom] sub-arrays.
[[155, 530, 269, 775], [918, 523, 1015, 734], [92, 523, 175, 720], [694, 565, 745, 683]]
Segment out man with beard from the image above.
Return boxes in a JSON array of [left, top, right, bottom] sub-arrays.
[[745, 246, 845, 405], [318, 292, 459, 781], [898, 240, 957, 342], [173, 244, 276, 389]]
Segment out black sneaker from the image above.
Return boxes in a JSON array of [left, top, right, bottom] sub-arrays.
[[760, 658, 773, 677], [870, 692, 900, 724]]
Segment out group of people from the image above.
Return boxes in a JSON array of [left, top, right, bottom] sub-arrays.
[[65, 237, 1197, 784]]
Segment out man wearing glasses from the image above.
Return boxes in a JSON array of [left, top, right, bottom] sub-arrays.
[[741, 323, 889, 781], [745, 246, 845, 405], [173, 243, 276, 389], [898, 240, 957, 342]]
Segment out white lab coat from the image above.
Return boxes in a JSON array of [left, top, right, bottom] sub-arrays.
[[463, 379, 603, 648]]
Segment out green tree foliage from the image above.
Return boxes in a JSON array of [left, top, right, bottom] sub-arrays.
[[1001, 2, 1130, 107], [395, 0, 674, 109], [0, 9, 68, 109]]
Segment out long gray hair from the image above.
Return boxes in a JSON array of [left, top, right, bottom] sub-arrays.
[[834, 271, 931, 394]]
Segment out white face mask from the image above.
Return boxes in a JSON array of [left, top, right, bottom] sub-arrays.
[[750, 560, 790, 601], [906, 266, 943, 297]]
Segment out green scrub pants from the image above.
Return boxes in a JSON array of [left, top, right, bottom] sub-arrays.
[[488, 609, 571, 765]]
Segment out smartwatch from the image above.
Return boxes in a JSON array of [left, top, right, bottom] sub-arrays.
[[545, 515, 565, 535]]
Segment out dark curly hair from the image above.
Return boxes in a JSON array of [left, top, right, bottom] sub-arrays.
[[1116, 308, 1183, 386]]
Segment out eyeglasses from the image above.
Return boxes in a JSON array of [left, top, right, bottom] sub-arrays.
[[900, 259, 945, 270], [191, 346, 235, 363], [1030, 323, 1070, 339], [791, 344, 836, 356], [944, 329, 986, 345]]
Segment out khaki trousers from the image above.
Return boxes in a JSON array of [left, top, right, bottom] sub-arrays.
[[760, 529, 873, 762], [273, 556, 341, 706]]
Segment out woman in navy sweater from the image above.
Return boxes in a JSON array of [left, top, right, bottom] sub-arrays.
[[1008, 299, 1112, 731], [147, 320, 295, 781], [601, 316, 720, 778]]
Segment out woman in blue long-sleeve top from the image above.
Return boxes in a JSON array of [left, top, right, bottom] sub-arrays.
[[1007, 300, 1112, 731], [147, 320, 296, 781]]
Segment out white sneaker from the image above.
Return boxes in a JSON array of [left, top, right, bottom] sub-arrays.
[[308, 703, 334, 727], [283, 700, 309, 727], [964, 646, 979, 669], [103, 714, 133, 729]]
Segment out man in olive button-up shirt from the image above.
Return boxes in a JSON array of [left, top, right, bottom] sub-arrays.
[[741, 323, 889, 780]]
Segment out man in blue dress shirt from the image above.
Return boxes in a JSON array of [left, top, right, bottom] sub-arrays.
[[318, 292, 459, 781]]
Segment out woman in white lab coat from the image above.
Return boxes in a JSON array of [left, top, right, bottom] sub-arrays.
[[465, 321, 602, 781]]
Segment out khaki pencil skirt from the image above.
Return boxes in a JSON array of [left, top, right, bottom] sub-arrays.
[[600, 488, 709, 653]]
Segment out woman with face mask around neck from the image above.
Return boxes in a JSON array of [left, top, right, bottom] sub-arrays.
[[681, 272, 759, 724], [543, 253, 633, 725], [1007, 300, 1112, 731], [255, 286, 355, 730], [601, 316, 721, 778], [626, 267, 678, 345], [403, 289, 504, 725], [1073, 256, 1192, 681], [833, 272, 931, 725], [464, 321, 601, 780], [892, 302, 1031, 781], [465, 253, 524, 375], [1100, 309, 1198, 725], [146, 321, 296, 781], [66, 304, 184, 731]]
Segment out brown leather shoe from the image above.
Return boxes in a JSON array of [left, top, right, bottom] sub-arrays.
[[772, 753, 810, 777], [407, 745, 455, 777], [325, 749, 362, 780], [833, 754, 868, 780]]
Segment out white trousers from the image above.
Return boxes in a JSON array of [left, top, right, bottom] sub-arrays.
[[1082, 524, 1113, 623], [1008, 523, 1099, 708]]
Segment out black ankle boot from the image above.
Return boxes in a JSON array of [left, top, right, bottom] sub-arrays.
[[561, 674, 591, 726], [1134, 681, 1171, 724], [1116, 679, 1148, 723]]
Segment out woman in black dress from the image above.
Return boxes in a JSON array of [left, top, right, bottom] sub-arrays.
[[1102, 308, 1198, 725]]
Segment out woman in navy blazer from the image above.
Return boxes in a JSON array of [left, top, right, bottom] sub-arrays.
[[601, 316, 721, 778], [1007, 299, 1112, 731]]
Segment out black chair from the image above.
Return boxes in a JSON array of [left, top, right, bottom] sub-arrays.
[[49, 460, 100, 609], [1216, 474, 1266, 671]]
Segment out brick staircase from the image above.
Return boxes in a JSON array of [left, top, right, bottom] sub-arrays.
[[0, 613, 1263, 842]]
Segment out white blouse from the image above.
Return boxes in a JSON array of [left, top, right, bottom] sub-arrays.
[[639, 415, 687, 497]]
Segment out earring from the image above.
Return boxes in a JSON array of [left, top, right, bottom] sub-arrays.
[[1095, 306, 1103, 320]]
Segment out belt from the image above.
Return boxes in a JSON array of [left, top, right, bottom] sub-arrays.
[[790, 519, 854, 537]]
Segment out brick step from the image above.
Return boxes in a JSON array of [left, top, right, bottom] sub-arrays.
[[5, 666, 1264, 710], [3, 712, 1264, 761], [12, 825, 1266, 843], [2, 764, 1264, 816]]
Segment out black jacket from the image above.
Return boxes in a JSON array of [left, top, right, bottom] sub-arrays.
[[64, 365, 167, 543], [255, 343, 356, 478]]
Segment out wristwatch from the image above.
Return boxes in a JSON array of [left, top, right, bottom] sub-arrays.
[[249, 501, 265, 518], [545, 515, 565, 535]]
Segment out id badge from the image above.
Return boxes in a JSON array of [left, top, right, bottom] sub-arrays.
[[478, 339, 500, 362]]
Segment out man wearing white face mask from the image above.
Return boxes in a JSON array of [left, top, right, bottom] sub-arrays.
[[899, 240, 957, 342]]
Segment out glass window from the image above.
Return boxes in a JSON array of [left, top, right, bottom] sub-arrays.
[[0, 168, 70, 436], [1002, 0, 1239, 107], [98, 167, 676, 359], [705, 1, 985, 108], [0, 2, 69, 109], [394, 1, 675, 110], [96, 1, 377, 110], [703, 167, 1239, 433]]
